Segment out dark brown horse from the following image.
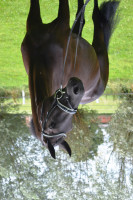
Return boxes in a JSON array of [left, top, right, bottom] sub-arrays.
[[21, 0, 119, 158]]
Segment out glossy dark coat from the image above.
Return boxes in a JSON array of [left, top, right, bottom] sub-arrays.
[[21, 0, 119, 157]]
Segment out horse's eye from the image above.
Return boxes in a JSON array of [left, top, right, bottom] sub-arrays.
[[49, 122, 56, 129]]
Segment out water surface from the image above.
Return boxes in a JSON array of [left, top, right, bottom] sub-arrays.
[[0, 97, 133, 200]]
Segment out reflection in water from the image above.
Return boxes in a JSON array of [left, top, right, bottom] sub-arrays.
[[0, 99, 133, 200], [107, 96, 133, 193], [68, 109, 104, 162]]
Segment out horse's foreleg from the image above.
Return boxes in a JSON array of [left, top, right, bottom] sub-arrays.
[[92, 0, 109, 87], [57, 0, 70, 29], [27, 0, 42, 31], [92, 0, 119, 87], [73, 0, 85, 36]]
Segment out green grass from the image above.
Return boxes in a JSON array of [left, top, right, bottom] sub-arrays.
[[0, 0, 133, 92]]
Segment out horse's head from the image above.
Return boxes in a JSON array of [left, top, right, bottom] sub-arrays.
[[40, 77, 84, 158]]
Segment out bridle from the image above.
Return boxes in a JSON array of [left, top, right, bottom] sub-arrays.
[[40, 88, 77, 143], [40, 0, 91, 145]]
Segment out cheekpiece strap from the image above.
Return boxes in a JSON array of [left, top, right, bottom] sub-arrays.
[[54, 89, 77, 114]]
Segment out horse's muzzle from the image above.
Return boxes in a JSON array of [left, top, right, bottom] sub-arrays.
[[66, 77, 84, 107]]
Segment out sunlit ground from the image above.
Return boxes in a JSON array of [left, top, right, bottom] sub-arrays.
[[0, 93, 123, 114]]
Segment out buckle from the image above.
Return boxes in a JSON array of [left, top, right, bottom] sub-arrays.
[[54, 89, 65, 100]]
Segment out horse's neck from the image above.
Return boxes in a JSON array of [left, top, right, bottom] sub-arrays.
[[34, 65, 52, 103], [29, 65, 52, 139]]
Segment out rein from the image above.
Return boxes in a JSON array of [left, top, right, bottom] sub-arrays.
[[60, 0, 91, 88]]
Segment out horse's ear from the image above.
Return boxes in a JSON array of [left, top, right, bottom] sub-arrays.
[[60, 140, 71, 157], [47, 140, 56, 159]]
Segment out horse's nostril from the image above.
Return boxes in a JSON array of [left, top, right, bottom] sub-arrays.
[[49, 122, 56, 129], [73, 86, 79, 94]]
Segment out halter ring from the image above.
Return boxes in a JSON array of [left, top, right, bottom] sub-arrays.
[[54, 89, 65, 100]]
